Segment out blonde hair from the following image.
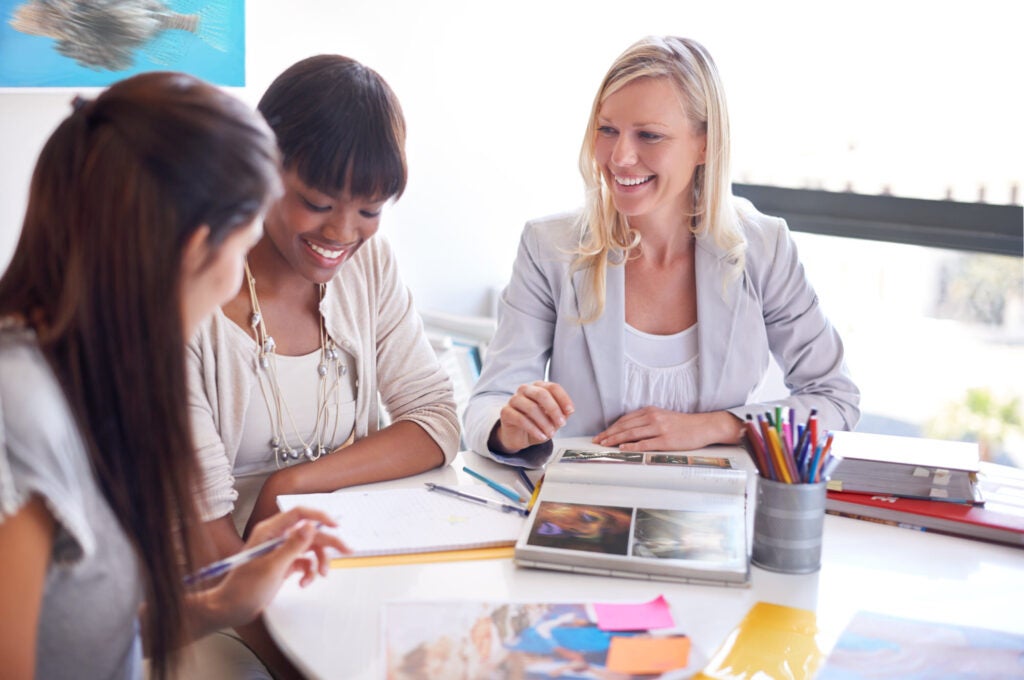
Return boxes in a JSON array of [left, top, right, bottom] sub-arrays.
[[574, 36, 746, 322]]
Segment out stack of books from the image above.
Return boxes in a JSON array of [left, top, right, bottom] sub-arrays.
[[826, 431, 982, 503], [824, 431, 1024, 547]]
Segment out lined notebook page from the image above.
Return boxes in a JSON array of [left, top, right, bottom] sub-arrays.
[[277, 486, 526, 557]]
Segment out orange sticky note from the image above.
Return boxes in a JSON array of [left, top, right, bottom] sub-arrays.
[[606, 635, 691, 674]]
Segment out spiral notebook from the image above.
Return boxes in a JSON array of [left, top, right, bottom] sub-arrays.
[[276, 485, 526, 559]]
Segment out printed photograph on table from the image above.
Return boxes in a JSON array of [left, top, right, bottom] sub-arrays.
[[527, 501, 633, 555], [633, 508, 743, 562], [385, 600, 695, 680], [561, 449, 645, 464], [817, 610, 1024, 679], [0, 0, 245, 88]]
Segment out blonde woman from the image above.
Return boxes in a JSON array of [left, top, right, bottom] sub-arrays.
[[465, 36, 859, 467]]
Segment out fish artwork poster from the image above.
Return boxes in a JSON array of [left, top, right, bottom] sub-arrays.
[[0, 0, 245, 88]]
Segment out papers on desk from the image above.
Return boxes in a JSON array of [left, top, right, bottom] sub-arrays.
[[383, 597, 699, 679], [276, 485, 524, 558], [817, 611, 1024, 679]]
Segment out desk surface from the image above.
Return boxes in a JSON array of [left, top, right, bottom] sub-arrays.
[[264, 450, 1024, 679]]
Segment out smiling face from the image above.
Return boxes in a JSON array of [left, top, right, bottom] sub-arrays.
[[594, 76, 707, 229], [261, 167, 387, 284]]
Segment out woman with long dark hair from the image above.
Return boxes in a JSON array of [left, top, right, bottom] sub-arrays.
[[0, 71, 345, 679]]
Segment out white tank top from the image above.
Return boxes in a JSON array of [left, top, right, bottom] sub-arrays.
[[622, 322, 700, 414], [229, 321, 356, 527]]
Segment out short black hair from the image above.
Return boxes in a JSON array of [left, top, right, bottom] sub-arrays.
[[258, 54, 407, 200]]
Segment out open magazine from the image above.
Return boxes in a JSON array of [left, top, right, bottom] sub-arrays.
[[514, 439, 752, 586]]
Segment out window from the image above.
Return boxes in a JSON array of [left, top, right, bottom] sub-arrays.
[[737, 184, 1024, 467]]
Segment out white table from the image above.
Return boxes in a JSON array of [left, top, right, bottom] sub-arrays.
[[264, 452, 1024, 679]]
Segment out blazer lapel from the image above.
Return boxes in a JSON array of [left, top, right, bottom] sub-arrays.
[[575, 261, 625, 426], [695, 239, 742, 412]]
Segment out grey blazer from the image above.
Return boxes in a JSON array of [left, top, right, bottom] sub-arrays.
[[464, 205, 860, 467]]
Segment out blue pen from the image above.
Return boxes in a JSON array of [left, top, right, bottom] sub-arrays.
[[463, 465, 526, 503], [517, 467, 536, 494], [183, 522, 324, 586], [807, 444, 824, 484]]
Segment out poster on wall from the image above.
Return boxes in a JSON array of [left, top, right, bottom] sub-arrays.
[[0, 0, 245, 88]]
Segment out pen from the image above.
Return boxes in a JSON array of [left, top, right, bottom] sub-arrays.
[[743, 414, 771, 480], [425, 482, 529, 517], [462, 465, 526, 503], [517, 467, 536, 494], [807, 408, 819, 457], [813, 434, 835, 482], [183, 522, 323, 586], [756, 414, 778, 481]]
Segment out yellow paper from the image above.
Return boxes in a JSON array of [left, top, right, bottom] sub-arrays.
[[694, 602, 824, 680], [330, 545, 514, 569], [606, 635, 691, 674]]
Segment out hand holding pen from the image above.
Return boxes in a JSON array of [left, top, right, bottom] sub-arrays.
[[185, 507, 349, 630]]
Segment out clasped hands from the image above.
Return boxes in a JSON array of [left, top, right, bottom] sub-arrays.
[[492, 380, 742, 454]]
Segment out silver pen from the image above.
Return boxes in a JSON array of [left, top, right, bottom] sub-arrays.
[[425, 482, 529, 517], [183, 521, 325, 586]]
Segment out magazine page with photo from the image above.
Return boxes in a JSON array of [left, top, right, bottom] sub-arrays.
[[513, 438, 754, 586]]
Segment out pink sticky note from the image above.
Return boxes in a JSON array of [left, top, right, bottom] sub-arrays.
[[594, 594, 675, 631]]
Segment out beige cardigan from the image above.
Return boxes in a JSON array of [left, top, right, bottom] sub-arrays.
[[188, 235, 459, 521]]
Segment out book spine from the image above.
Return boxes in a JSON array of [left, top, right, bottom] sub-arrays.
[[826, 509, 927, 532]]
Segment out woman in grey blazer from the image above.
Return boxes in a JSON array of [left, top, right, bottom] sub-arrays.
[[464, 36, 859, 468]]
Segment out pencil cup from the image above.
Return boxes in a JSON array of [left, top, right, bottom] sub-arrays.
[[752, 478, 826, 574]]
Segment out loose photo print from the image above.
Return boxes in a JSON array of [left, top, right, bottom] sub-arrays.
[[560, 449, 644, 464], [647, 453, 734, 469], [631, 508, 742, 562], [385, 601, 691, 680], [527, 501, 633, 555]]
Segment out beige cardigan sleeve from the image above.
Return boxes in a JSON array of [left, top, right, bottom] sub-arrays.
[[186, 317, 245, 522], [365, 237, 460, 464]]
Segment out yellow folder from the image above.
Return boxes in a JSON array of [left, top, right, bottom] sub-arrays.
[[694, 601, 824, 680]]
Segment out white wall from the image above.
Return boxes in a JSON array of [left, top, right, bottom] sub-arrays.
[[1, 0, 1020, 316]]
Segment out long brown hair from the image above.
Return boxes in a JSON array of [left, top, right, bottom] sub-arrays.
[[0, 72, 280, 678]]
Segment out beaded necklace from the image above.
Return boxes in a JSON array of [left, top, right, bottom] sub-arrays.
[[244, 259, 349, 467]]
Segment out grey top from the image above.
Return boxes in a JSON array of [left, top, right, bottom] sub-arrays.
[[0, 322, 142, 679]]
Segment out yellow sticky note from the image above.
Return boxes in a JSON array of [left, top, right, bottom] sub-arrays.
[[606, 635, 691, 674]]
